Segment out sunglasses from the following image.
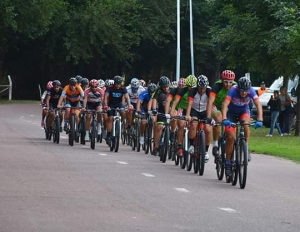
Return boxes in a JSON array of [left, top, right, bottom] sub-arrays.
[[223, 80, 233, 84], [239, 89, 248, 93], [91, 86, 97, 89], [70, 84, 76, 87]]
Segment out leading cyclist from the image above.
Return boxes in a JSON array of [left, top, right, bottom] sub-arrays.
[[221, 77, 263, 177]]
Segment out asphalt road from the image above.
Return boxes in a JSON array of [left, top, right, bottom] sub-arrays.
[[0, 103, 299, 232]]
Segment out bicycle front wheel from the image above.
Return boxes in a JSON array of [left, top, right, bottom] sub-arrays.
[[114, 120, 120, 152], [53, 117, 60, 144], [90, 120, 96, 150], [161, 127, 169, 163], [216, 137, 225, 180], [231, 144, 239, 186], [197, 131, 206, 176], [238, 139, 248, 189], [69, 115, 75, 146]]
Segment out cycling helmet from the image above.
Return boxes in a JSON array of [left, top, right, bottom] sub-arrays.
[[81, 78, 89, 86], [52, 80, 61, 87], [75, 75, 83, 83], [197, 75, 209, 87], [98, 79, 105, 88], [238, 76, 251, 91], [185, 75, 197, 87], [109, 79, 114, 85], [69, 77, 77, 85], [131, 78, 140, 89], [221, 70, 235, 80], [139, 79, 146, 87], [148, 83, 157, 93], [159, 76, 170, 87], [114, 76, 122, 84], [170, 81, 178, 88], [89, 79, 99, 87], [178, 78, 186, 88], [46, 81, 53, 89]]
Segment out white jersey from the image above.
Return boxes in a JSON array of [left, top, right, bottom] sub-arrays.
[[126, 85, 145, 104], [192, 92, 209, 112]]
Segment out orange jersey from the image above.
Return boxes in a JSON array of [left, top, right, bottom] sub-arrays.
[[62, 85, 84, 102]]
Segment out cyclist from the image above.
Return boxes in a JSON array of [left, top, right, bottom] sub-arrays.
[[165, 77, 189, 144], [139, 79, 146, 88], [206, 70, 236, 158], [149, 76, 171, 155], [80, 78, 89, 106], [98, 79, 106, 92], [186, 75, 211, 162], [103, 75, 132, 146], [57, 77, 84, 131], [82, 79, 105, 141], [41, 81, 53, 127], [75, 75, 83, 86], [45, 80, 63, 130], [136, 83, 157, 145], [126, 78, 145, 132], [222, 77, 263, 177]]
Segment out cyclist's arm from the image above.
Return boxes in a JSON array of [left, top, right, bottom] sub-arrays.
[[206, 93, 216, 118], [221, 98, 230, 120], [124, 93, 131, 106], [82, 96, 88, 109], [136, 99, 141, 111], [164, 95, 173, 114], [186, 97, 193, 118], [152, 99, 157, 111], [103, 92, 109, 106], [147, 99, 153, 111], [46, 94, 51, 108], [253, 98, 263, 121]]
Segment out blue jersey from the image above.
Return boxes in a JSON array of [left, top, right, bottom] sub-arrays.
[[226, 85, 258, 114], [139, 89, 151, 110]]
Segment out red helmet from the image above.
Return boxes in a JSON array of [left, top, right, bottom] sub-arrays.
[[46, 81, 53, 90], [89, 79, 98, 87], [178, 77, 186, 88], [221, 70, 235, 80]]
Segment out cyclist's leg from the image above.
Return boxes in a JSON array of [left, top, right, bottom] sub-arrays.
[[63, 101, 71, 131], [139, 110, 147, 144], [96, 104, 102, 135], [153, 114, 165, 155], [177, 119, 185, 156], [170, 109, 177, 141], [211, 105, 222, 156]]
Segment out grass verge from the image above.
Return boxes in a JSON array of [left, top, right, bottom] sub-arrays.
[[249, 127, 300, 163]]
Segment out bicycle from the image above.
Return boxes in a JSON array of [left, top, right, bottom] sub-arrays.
[[214, 123, 226, 181], [157, 113, 171, 163], [52, 108, 61, 144], [227, 120, 254, 189], [86, 109, 100, 150], [191, 118, 209, 176], [144, 111, 154, 155], [44, 110, 52, 141], [65, 107, 81, 146], [131, 112, 141, 152], [97, 112, 105, 143], [107, 107, 122, 152]]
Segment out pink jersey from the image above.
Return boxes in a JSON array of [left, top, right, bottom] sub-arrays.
[[84, 87, 104, 103]]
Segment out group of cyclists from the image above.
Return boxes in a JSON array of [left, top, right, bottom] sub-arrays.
[[40, 70, 263, 179]]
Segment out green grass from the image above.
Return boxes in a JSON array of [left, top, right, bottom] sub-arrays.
[[0, 100, 38, 104], [249, 127, 300, 163]]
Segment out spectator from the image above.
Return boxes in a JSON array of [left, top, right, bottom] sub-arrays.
[[266, 90, 283, 137], [258, 81, 268, 96], [279, 86, 292, 135]]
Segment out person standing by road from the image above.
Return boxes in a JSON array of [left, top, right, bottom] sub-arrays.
[[258, 81, 268, 96], [279, 86, 292, 135], [266, 90, 283, 137]]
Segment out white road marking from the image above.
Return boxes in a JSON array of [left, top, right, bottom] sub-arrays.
[[99, 153, 108, 156], [61, 136, 68, 139], [219, 208, 238, 213], [174, 188, 190, 193], [142, 173, 155, 177], [117, 161, 128, 165], [30, 115, 35, 117]]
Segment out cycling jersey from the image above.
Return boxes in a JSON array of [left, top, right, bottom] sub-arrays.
[[188, 87, 211, 112], [61, 85, 84, 102], [41, 90, 49, 106], [210, 80, 237, 108], [48, 87, 63, 107], [176, 87, 189, 110], [152, 88, 169, 113], [105, 86, 127, 106], [126, 86, 145, 104], [139, 89, 152, 110], [84, 87, 104, 103], [226, 85, 258, 114]]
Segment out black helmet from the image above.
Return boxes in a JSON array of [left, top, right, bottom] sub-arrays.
[[52, 80, 61, 87], [159, 76, 170, 87], [75, 75, 83, 83], [81, 78, 89, 86], [197, 75, 209, 87], [114, 75, 122, 84], [238, 77, 251, 91], [69, 77, 77, 85], [148, 83, 157, 93]]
